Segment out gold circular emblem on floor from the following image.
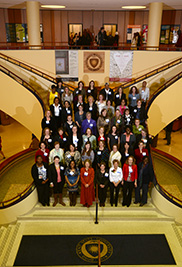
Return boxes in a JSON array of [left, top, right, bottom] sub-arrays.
[[76, 236, 113, 263]]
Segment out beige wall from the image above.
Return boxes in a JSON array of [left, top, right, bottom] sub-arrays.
[[0, 72, 44, 139], [147, 78, 182, 136]]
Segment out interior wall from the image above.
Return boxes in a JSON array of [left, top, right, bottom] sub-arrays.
[[0, 71, 44, 139], [147, 78, 182, 136], [0, 9, 182, 45]]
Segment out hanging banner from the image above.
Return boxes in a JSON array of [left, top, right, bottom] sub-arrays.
[[109, 51, 133, 82]]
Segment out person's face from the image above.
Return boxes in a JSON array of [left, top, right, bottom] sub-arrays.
[[124, 143, 129, 150], [113, 161, 118, 169], [88, 97, 93, 103], [78, 95, 83, 102], [58, 82, 62, 87], [40, 143, 45, 150], [142, 81, 147, 87], [37, 156, 43, 164], [135, 120, 140, 126], [70, 145, 74, 152], [113, 145, 117, 153], [125, 110, 129, 116], [55, 144, 60, 150], [100, 164, 105, 172], [65, 102, 69, 108], [70, 161, 75, 169], [126, 128, 131, 134], [85, 143, 90, 150], [90, 81, 94, 87], [65, 87, 69, 94], [86, 129, 91, 136], [87, 114, 91, 121], [99, 94, 103, 101], [107, 100, 111, 106], [99, 127, 104, 134], [78, 105, 83, 111], [121, 99, 125, 106], [54, 157, 60, 164], [137, 100, 141, 106], [128, 157, 133, 166], [58, 129, 63, 136], [112, 126, 116, 133], [141, 130, 146, 137], [85, 161, 90, 169], [102, 110, 107, 117], [45, 129, 49, 135], [79, 82, 83, 89], [67, 115, 72, 122], [132, 87, 136, 94], [72, 126, 77, 133], [116, 110, 120, 117], [46, 111, 51, 117], [52, 88, 56, 93], [105, 84, 109, 90], [99, 142, 104, 149], [54, 98, 59, 105], [143, 157, 149, 165], [139, 142, 144, 150], [118, 87, 122, 94]]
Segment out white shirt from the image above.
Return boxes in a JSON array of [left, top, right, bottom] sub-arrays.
[[109, 167, 123, 183], [73, 135, 78, 147], [53, 104, 60, 117], [139, 87, 150, 102]]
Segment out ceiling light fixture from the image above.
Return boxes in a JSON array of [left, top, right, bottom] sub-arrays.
[[41, 5, 66, 9], [122, 6, 146, 9]]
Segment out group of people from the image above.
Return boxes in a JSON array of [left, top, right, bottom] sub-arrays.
[[31, 79, 154, 208]]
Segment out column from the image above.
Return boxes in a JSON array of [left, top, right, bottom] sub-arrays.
[[147, 2, 163, 50], [26, 1, 41, 48]]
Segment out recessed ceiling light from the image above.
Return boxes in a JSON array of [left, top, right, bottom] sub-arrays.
[[41, 5, 66, 9], [122, 6, 146, 9]]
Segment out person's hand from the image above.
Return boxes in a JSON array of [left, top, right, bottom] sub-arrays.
[[85, 184, 89, 188], [121, 180, 124, 185], [50, 182, 54, 187], [134, 181, 137, 188]]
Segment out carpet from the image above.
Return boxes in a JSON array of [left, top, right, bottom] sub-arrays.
[[14, 234, 176, 266]]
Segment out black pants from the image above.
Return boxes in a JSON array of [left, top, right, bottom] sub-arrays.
[[37, 183, 50, 206], [122, 181, 134, 207], [110, 182, 121, 206], [53, 180, 65, 194], [98, 185, 108, 204]]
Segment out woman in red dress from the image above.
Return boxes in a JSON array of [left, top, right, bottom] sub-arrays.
[[80, 159, 95, 207]]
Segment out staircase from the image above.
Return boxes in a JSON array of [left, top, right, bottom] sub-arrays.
[[0, 199, 182, 267]]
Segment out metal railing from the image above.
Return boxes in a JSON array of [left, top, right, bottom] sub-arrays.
[[150, 148, 182, 208], [0, 64, 46, 112]]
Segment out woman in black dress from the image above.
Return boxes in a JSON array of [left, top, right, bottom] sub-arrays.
[[49, 155, 66, 207], [95, 162, 109, 207], [31, 155, 50, 206]]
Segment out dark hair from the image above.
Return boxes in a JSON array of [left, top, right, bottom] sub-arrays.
[[54, 155, 60, 160], [39, 141, 47, 149], [78, 81, 84, 87], [100, 161, 106, 167], [58, 127, 64, 133], [70, 143, 76, 150], [89, 80, 95, 88], [129, 86, 138, 94], [82, 141, 92, 156], [54, 97, 59, 103], [36, 155, 43, 161], [51, 84, 56, 90], [69, 160, 75, 168]]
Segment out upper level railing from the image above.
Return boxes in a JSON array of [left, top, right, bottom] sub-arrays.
[[0, 64, 46, 112], [150, 148, 182, 208]]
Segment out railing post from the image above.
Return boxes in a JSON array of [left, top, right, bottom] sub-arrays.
[[95, 184, 99, 224]]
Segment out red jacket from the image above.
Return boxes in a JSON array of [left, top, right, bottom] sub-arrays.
[[35, 149, 50, 164], [122, 163, 138, 182], [134, 148, 149, 164]]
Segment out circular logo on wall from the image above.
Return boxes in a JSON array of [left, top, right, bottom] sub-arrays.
[[76, 236, 113, 263], [86, 54, 103, 71]]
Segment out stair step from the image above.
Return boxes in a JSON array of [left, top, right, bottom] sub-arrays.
[[0, 225, 13, 263]]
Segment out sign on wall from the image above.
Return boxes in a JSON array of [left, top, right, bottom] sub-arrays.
[[84, 52, 105, 73], [55, 50, 78, 81], [109, 51, 133, 82]]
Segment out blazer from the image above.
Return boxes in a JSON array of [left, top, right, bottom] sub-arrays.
[[138, 162, 153, 184], [48, 163, 65, 185], [122, 163, 138, 182], [100, 88, 114, 103], [85, 103, 98, 121], [31, 162, 49, 186]]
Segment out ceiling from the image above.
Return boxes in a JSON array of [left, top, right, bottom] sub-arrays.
[[1, 0, 182, 10]]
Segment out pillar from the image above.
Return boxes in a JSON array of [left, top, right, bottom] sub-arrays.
[[147, 2, 163, 50], [26, 1, 41, 48]]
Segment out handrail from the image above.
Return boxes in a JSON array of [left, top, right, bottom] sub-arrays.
[[95, 183, 99, 224], [0, 64, 46, 112], [146, 71, 182, 112], [0, 149, 36, 209], [118, 56, 182, 90], [98, 240, 101, 267], [150, 147, 182, 208], [0, 52, 76, 91]]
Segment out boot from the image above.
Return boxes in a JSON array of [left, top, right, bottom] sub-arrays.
[[59, 193, 66, 206], [72, 192, 77, 206], [69, 192, 73, 206], [53, 194, 58, 207]]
